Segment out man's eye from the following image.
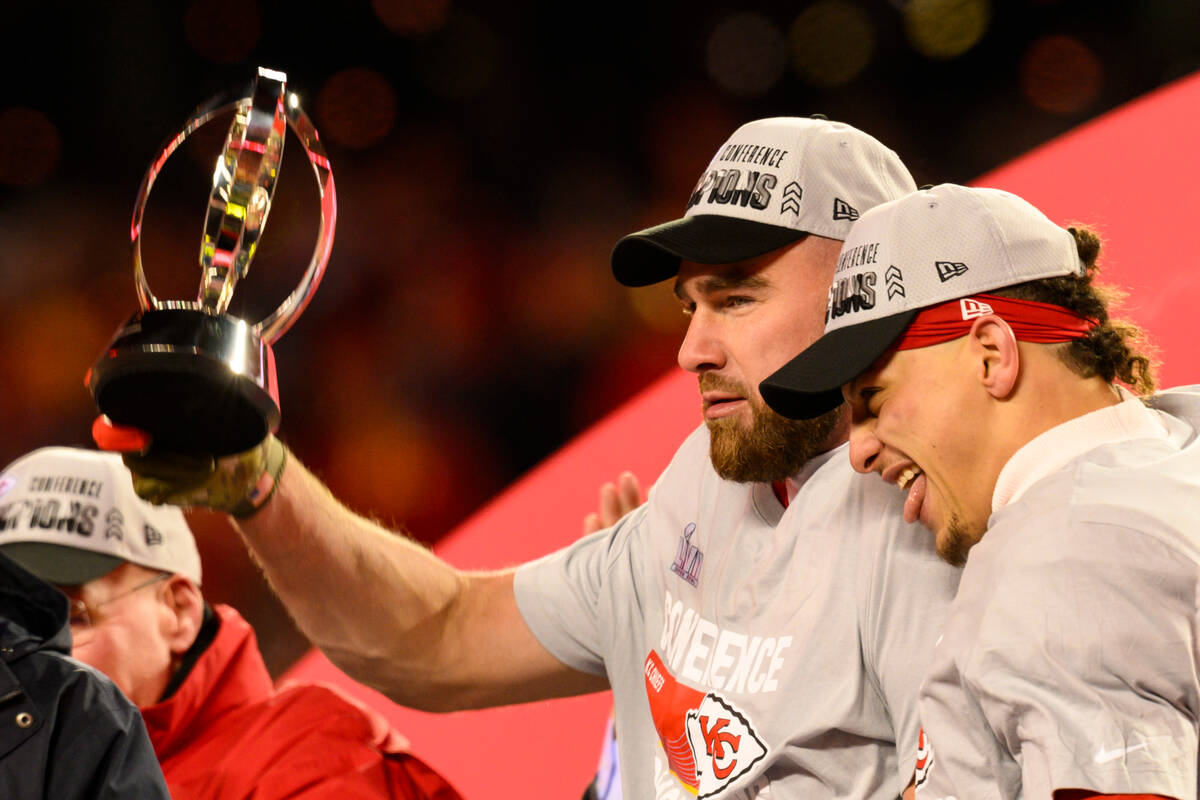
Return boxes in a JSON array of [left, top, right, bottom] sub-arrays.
[[724, 296, 753, 309]]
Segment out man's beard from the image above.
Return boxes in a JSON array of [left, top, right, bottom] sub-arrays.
[[937, 515, 980, 567], [703, 375, 842, 483]]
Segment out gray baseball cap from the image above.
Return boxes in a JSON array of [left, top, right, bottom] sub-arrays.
[[760, 184, 1086, 420], [0, 447, 202, 585], [611, 116, 917, 287]]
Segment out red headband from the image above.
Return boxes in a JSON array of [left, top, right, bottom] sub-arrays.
[[894, 294, 1098, 351]]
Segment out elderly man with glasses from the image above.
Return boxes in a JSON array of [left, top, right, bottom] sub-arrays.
[[0, 446, 462, 800]]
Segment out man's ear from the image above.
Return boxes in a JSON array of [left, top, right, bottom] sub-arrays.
[[968, 316, 1020, 400], [162, 575, 204, 657]]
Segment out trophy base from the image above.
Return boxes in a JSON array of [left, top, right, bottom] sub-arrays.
[[89, 309, 280, 456]]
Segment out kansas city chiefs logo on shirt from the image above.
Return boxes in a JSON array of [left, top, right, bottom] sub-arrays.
[[914, 727, 934, 791], [685, 695, 768, 795], [645, 650, 768, 797]]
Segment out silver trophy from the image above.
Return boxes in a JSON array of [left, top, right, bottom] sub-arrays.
[[88, 67, 336, 455]]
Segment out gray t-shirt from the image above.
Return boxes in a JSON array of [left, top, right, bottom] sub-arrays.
[[916, 387, 1200, 800], [516, 425, 960, 799]]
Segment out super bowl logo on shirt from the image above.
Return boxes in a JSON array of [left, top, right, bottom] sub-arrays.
[[670, 523, 704, 587]]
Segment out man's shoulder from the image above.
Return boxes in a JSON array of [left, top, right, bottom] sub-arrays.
[[1146, 384, 1200, 424], [993, 430, 1200, 564]]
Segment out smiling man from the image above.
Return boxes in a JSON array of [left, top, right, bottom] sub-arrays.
[[115, 117, 959, 800], [761, 183, 1200, 800]]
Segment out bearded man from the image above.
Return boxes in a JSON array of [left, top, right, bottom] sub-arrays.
[[113, 117, 960, 800]]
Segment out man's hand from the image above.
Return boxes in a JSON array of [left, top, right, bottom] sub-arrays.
[[583, 471, 644, 534], [124, 436, 286, 517], [93, 415, 286, 518]]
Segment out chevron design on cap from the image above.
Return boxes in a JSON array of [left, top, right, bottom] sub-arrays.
[[885, 265, 905, 299], [781, 182, 802, 216]]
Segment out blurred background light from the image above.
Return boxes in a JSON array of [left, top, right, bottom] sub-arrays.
[[629, 281, 687, 335], [789, 0, 877, 88], [184, 0, 262, 64], [371, 0, 451, 36], [316, 67, 398, 149], [1021, 34, 1104, 115], [0, 108, 60, 188], [412, 11, 500, 101], [904, 0, 990, 60], [705, 12, 788, 98]]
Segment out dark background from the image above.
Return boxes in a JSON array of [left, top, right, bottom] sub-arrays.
[[2, 0, 1197, 673]]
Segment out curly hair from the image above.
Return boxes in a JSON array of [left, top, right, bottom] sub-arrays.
[[990, 226, 1156, 395]]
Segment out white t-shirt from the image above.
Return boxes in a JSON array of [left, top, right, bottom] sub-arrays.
[[916, 387, 1200, 800], [516, 424, 960, 799]]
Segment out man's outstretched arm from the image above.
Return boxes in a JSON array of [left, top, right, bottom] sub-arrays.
[[237, 453, 608, 711], [116, 428, 609, 712]]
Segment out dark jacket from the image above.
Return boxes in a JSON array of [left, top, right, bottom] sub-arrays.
[[0, 551, 170, 799]]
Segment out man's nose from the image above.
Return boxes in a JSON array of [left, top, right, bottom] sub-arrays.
[[848, 421, 884, 474], [677, 312, 725, 374]]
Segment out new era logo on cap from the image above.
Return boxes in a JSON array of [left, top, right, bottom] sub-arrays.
[[959, 298, 994, 319], [936, 261, 968, 281], [833, 198, 859, 221]]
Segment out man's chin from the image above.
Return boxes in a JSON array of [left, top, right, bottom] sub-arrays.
[[935, 516, 984, 567], [704, 412, 749, 437], [706, 404, 840, 484]]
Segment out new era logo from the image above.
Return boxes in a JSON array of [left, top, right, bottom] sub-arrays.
[[832, 198, 859, 221], [960, 298, 994, 320], [936, 261, 968, 281]]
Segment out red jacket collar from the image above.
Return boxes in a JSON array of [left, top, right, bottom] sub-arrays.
[[141, 604, 274, 760]]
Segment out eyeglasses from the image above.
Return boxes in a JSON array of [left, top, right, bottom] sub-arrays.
[[66, 572, 171, 646]]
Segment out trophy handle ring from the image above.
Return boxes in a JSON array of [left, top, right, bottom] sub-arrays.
[[129, 68, 336, 346]]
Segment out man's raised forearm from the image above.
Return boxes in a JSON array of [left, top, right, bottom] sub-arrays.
[[232, 452, 605, 710]]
